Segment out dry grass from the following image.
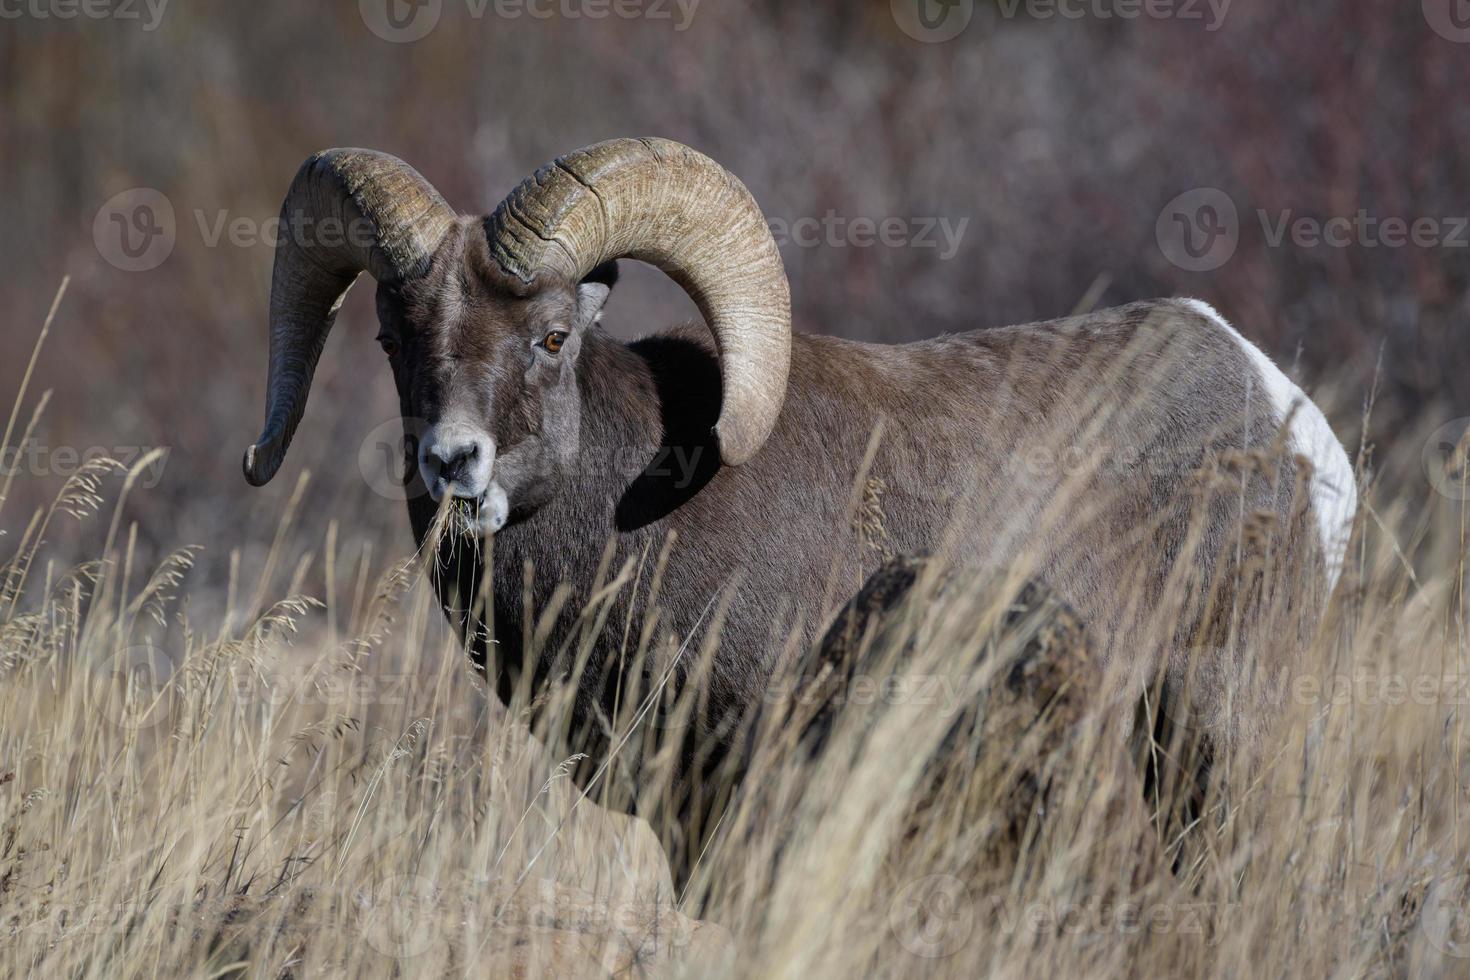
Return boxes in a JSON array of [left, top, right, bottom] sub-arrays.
[[2, 287, 1468, 979]]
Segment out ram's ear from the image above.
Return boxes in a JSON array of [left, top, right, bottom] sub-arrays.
[[575, 260, 619, 329]]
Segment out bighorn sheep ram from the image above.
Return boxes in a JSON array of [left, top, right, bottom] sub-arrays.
[[242, 138, 1356, 785]]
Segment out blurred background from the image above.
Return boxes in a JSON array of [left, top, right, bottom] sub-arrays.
[[1, 0, 1466, 598]]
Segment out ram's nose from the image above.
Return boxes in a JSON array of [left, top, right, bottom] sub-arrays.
[[419, 423, 494, 502]]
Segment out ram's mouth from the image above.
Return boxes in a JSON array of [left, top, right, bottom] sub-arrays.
[[445, 497, 482, 538], [442, 485, 511, 540]]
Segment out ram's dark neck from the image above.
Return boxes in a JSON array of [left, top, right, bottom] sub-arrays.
[[576, 325, 724, 522], [418, 324, 723, 703], [574, 326, 677, 466]]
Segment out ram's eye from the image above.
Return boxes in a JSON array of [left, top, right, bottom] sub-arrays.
[[541, 330, 569, 354], [377, 334, 399, 358]]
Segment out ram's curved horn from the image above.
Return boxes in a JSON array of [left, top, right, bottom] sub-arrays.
[[243, 149, 456, 486], [485, 138, 791, 466]]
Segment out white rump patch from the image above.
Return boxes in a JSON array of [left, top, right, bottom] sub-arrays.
[[1177, 299, 1357, 594]]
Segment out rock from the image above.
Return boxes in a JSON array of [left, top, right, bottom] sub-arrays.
[[489, 878, 734, 977], [781, 556, 1162, 892], [165, 875, 731, 978]]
